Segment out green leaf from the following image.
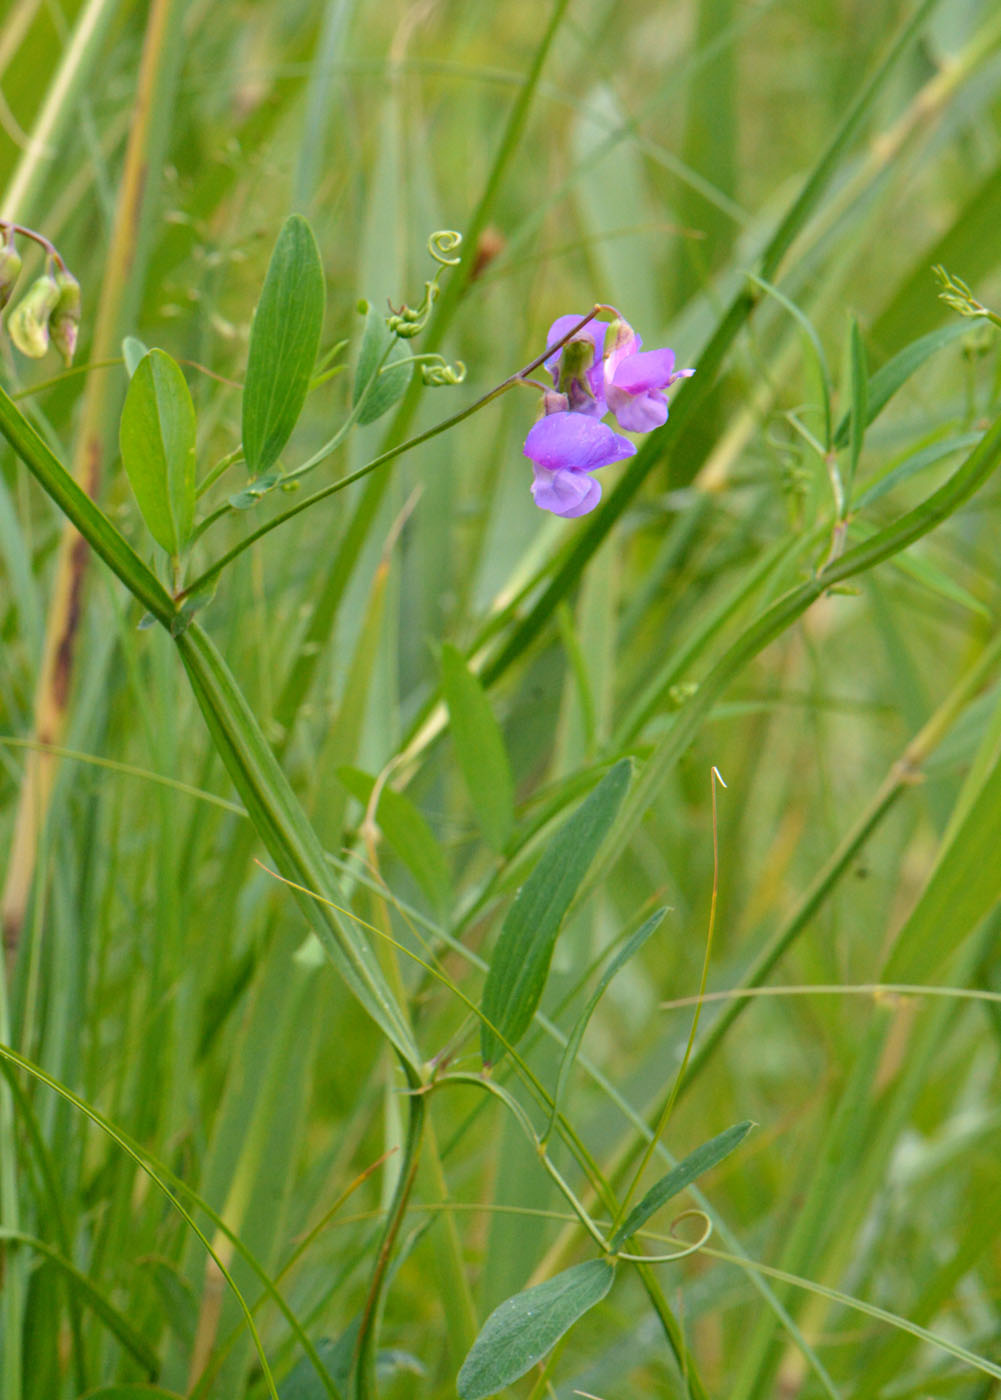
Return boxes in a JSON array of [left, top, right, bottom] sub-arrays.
[[119, 349, 197, 557], [122, 335, 149, 377], [748, 273, 832, 450], [480, 758, 632, 1066], [336, 766, 452, 914], [855, 432, 982, 509], [846, 315, 868, 503], [281, 1337, 347, 1400], [352, 302, 412, 426], [545, 908, 666, 1141], [135, 1256, 196, 1348], [457, 1259, 615, 1400], [441, 643, 515, 852], [242, 214, 325, 477], [611, 1121, 754, 1249], [833, 320, 970, 449]]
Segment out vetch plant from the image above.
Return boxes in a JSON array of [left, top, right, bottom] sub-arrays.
[[7, 5, 1001, 1391]]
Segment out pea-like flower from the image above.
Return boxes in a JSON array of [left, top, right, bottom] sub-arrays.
[[524, 407, 635, 518], [602, 317, 695, 432], [523, 310, 693, 517]]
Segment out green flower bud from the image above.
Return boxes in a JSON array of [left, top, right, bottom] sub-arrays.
[[0, 229, 22, 310], [7, 272, 60, 358], [49, 270, 81, 366]]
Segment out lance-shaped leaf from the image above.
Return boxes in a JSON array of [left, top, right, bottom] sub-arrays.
[[242, 214, 325, 476], [119, 349, 196, 557], [352, 301, 412, 425], [457, 1258, 615, 1400], [832, 319, 970, 449], [480, 759, 631, 1066], [441, 643, 515, 852], [545, 908, 666, 1141], [611, 1120, 753, 1250]]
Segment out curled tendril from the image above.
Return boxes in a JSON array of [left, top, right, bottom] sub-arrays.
[[614, 1209, 713, 1263], [421, 356, 466, 387], [427, 229, 462, 266], [388, 280, 438, 338]]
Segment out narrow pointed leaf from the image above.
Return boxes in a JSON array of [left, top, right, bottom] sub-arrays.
[[457, 1258, 615, 1400], [846, 315, 868, 503], [833, 320, 970, 448], [441, 643, 515, 851], [480, 759, 631, 1066], [611, 1120, 753, 1249], [546, 908, 666, 1140], [352, 301, 412, 425], [242, 214, 325, 476], [119, 348, 196, 556]]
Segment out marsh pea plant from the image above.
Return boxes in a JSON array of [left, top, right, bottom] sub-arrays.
[[4, 5, 1001, 1395], [1, 217, 725, 1397]]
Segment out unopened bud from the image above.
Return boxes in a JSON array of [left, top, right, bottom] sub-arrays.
[[7, 272, 60, 358], [557, 337, 595, 393], [602, 317, 638, 361], [49, 270, 81, 366], [0, 229, 22, 310]]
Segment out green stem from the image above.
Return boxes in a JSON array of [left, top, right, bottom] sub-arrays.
[[349, 1068, 426, 1400], [0, 380, 176, 626]]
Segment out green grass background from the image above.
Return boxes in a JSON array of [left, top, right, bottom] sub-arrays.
[[3, 0, 1001, 1396]]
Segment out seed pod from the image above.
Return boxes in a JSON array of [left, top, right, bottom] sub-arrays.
[[0, 228, 22, 310], [7, 272, 60, 358], [50, 270, 81, 366]]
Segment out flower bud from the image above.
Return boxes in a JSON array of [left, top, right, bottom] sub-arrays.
[[49, 270, 81, 366], [542, 389, 569, 416], [601, 316, 639, 362], [0, 229, 22, 310], [7, 272, 60, 359]]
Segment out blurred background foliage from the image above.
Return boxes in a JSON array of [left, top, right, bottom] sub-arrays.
[[3, 0, 1001, 1397]]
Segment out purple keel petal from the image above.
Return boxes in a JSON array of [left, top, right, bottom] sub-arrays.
[[531, 465, 603, 517], [524, 412, 636, 473], [606, 384, 668, 432]]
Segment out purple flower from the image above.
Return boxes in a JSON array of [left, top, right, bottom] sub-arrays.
[[544, 314, 607, 417], [524, 410, 636, 518], [602, 318, 694, 432]]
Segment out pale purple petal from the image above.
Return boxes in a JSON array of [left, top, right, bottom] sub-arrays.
[[606, 384, 668, 432], [524, 412, 635, 474], [612, 348, 677, 394], [531, 464, 603, 517]]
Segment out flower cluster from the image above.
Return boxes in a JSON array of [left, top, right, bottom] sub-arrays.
[[523, 313, 693, 517]]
